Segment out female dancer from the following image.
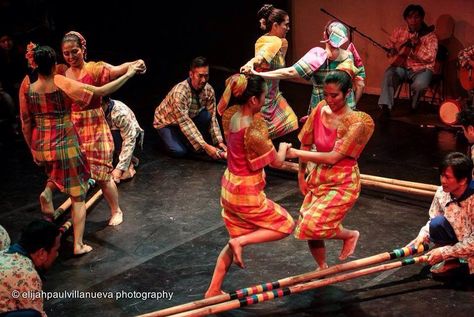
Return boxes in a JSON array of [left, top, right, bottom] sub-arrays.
[[240, 4, 298, 139], [253, 21, 366, 114], [60, 31, 146, 226], [286, 70, 374, 269], [205, 74, 294, 297], [20, 44, 139, 254]]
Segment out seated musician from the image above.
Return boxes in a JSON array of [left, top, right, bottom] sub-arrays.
[[378, 4, 438, 117]]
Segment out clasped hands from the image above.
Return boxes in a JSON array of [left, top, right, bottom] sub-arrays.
[[131, 59, 147, 75]]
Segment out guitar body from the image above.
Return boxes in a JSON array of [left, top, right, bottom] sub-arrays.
[[386, 25, 434, 68], [459, 67, 474, 91], [388, 44, 411, 67]]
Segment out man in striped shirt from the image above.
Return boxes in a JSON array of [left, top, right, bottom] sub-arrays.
[[153, 56, 226, 159], [378, 4, 438, 116]]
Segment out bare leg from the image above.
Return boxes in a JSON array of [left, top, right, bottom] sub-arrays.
[[204, 245, 233, 298], [335, 229, 360, 260], [229, 229, 289, 269], [308, 240, 328, 269], [40, 182, 56, 219], [205, 229, 289, 297], [71, 196, 92, 255], [98, 178, 123, 226]]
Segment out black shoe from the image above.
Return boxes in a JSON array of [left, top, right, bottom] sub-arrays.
[[379, 105, 391, 120]]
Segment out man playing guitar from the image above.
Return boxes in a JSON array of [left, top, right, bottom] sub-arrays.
[[378, 4, 438, 118]]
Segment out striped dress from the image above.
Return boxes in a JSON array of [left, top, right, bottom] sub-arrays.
[[64, 62, 114, 181], [20, 83, 90, 199], [293, 46, 366, 114], [220, 109, 295, 237], [294, 101, 374, 240], [254, 35, 298, 139]]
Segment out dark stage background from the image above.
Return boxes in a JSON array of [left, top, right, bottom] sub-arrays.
[[0, 0, 292, 130]]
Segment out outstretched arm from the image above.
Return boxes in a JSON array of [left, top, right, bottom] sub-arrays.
[[55, 63, 139, 102], [240, 56, 266, 74], [287, 148, 346, 165], [251, 66, 300, 80], [105, 59, 146, 79]]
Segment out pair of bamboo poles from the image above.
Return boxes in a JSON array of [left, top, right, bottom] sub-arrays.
[[279, 161, 438, 197], [136, 163, 436, 315], [49, 162, 435, 316], [137, 244, 429, 317]]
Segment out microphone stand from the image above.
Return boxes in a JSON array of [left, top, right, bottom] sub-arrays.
[[320, 8, 389, 52]]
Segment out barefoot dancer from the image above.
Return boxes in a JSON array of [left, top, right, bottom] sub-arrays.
[[286, 69, 374, 269], [240, 4, 298, 139], [60, 31, 146, 226], [205, 74, 295, 297], [19, 44, 140, 254]]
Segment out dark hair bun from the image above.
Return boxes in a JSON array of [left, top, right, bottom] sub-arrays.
[[257, 4, 274, 19]]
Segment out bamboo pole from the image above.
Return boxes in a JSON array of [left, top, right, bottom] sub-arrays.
[[137, 244, 428, 317], [167, 255, 428, 317], [53, 179, 97, 220], [60, 189, 103, 233], [360, 174, 438, 192], [53, 198, 72, 220], [361, 179, 435, 197], [277, 161, 436, 196]]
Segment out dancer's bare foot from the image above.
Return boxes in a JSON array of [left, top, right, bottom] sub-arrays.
[[74, 244, 93, 255], [228, 239, 244, 268], [339, 230, 359, 260], [204, 289, 226, 298], [316, 263, 329, 271], [108, 210, 123, 226]]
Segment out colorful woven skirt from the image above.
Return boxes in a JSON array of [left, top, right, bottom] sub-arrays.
[[221, 169, 295, 238], [294, 164, 360, 240], [71, 107, 113, 181], [261, 95, 298, 140]]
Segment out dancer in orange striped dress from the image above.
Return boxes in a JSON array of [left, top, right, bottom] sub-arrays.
[[205, 74, 294, 297], [287, 70, 374, 269]]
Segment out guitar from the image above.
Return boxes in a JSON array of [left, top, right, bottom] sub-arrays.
[[387, 25, 435, 67], [459, 67, 474, 91], [388, 40, 414, 67]]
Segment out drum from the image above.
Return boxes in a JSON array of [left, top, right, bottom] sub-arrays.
[[439, 99, 462, 125]]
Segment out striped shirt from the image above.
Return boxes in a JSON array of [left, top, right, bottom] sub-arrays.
[[153, 79, 223, 151], [386, 26, 438, 72]]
